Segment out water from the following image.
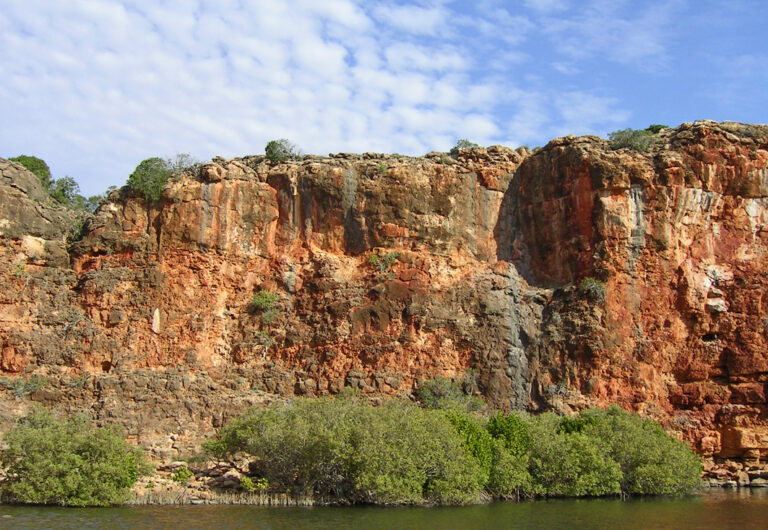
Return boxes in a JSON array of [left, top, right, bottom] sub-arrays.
[[1, 489, 767, 529]]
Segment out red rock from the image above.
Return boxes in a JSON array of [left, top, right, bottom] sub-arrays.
[[0, 122, 767, 463]]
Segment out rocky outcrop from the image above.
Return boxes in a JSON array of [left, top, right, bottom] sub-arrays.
[[0, 121, 767, 465]]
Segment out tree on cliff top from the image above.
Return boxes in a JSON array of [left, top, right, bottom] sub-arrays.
[[8, 155, 103, 212], [127, 157, 172, 202], [9, 155, 53, 189], [450, 139, 479, 156], [265, 139, 301, 163]]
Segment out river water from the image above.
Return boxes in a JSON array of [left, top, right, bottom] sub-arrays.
[[1, 489, 767, 529]]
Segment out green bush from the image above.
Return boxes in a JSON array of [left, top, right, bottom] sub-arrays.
[[608, 128, 657, 151], [645, 124, 669, 134], [578, 405, 702, 495], [250, 290, 279, 312], [450, 139, 479, 156], [368, 252, 399, 273], [487, 412, 530, 457], [8, 155, 102, 212], [205, 398, 702, 503], [265, 139, 301, 163], [0, 411, 149, 506], [203, 397, 484, 505], [444, 410, 494, 486], [526, 413, 622, 497], [171, 466, 194, 484], [487, 440, 533, 499], [48, 176, 80, 205], [240, 476, 267, 493], [578, 277, 606, 303], [416, 374, 484, 412], [9, 155, 53, 189], [127, 157, 171, 202], [0, 375, 46, 400]]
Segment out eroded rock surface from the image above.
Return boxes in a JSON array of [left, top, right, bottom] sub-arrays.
[[1, 121, 766, 464]]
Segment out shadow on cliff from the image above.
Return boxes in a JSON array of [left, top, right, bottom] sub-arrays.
[[493, 169, 544, 287]]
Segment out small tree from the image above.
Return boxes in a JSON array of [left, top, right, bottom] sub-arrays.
[[48, 176, 81, 205], [0, 410, 150, 506], [450, 139, 479, 156], [265, 139, 301, 163], [644, 124, 669, 134], [608, 129, 656, 151], [166, 153, 199, 173], [127, 157, 171, 202], [9, 155, 53, 190]]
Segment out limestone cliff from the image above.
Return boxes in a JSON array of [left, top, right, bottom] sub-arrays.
[[0, 121, 766, 465]]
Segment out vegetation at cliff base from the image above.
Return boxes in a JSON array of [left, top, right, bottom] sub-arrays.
[[0, 410, 150, 506], [204, 392, 701, 506]]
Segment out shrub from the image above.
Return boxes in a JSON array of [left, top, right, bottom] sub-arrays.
[[368, 252, 399, 273], [608, 128, 656, 151], [265, 139, 301, 163], [250, 290, 279, 312], [0, 410, 149, 506], [526, 413, 622, 497], [48, 176, 80, 205], [487, 440, 533, 499], [444, 410, 494, 486], [578, 277, 606, 303], [240, 476, 267, 493], [9, 155, 52, 189], [166, 153, 199, 173], [487, 412, 530, 457], [645, 124, 669, 134], [127, 157, 171, 202], [416, 374, 484, 412], [171, 466, 194, 484], [260, 308, 279, 325], [578, 405, 702, 495], [205, 398, 702, 503], [450, 139, 479, 156], [0, 375, 47, 400], [203, 397, 485, 505], [240, 475, 255, 492], [8, 155, 101, 211]]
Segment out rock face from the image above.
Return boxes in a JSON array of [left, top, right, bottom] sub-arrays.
[[0, 121, 767, 463]]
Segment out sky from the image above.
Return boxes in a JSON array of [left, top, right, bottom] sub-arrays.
[[2, 0, 767, 196]]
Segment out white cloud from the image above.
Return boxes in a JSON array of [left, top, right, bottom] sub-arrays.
[[536, 0, 684, 69], [554, 91, 630, 134], [371, 3, 449, 36], [0, 0, 639, 195]]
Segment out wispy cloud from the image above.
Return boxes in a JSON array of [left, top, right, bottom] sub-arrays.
[[536, 0, 685, 70], [3, 0, 723, 195]]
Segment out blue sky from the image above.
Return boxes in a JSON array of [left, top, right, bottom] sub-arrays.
[[2, 0, 767, 196]]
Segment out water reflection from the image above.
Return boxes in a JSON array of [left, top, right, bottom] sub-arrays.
[[1, 488, 767, 530]]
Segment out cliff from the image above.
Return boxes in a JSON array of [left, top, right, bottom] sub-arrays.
[[1, 120, 766, 466]]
